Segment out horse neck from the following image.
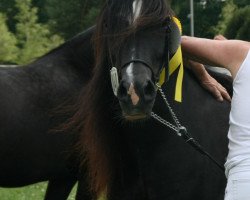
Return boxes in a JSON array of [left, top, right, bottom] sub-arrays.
[[28, 27, 95, 82]]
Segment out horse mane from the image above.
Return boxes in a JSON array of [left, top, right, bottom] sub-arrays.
[[64, 0, 172, 196]]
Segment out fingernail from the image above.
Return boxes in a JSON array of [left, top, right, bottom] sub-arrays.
[[218, 97, 223, 102]]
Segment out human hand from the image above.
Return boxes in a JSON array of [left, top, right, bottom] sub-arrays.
[[184, 59, 231, 102], [199, 71, 231, 102]]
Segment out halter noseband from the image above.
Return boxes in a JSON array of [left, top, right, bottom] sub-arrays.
[[121, 59, 153, 73], [110, 59, 156, 96]]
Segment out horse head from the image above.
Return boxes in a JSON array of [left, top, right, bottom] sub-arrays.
[[94, 0, 181, 121]]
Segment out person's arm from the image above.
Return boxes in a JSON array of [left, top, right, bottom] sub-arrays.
[[185, 59, 231, 102], [181, 36, 250, 78]]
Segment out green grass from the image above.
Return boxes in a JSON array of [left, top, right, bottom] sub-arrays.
[[0, 182, 76, 200]]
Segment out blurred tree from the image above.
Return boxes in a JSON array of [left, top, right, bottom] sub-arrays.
[[0, 13, 18, 64], [14, 0, 64, 64], [171, 0, 225, 38], [0, 0, 17, 32], [0, 0, 49, 31], [233, 0, 249, 8], [45, 0, 104, 39], [215, 0, 249, 40], [171, 0, 190, 35], [214, 0, 237, 35], [32, 0, 49, 23], [223, 5, 250, 40], [194, 0, 225, 38]]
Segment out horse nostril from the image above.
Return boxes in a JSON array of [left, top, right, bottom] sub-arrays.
[[144, 80, 156, 101], [117, 81, 128, 101]]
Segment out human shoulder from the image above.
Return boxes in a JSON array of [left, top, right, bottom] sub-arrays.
[[225, 40, 250, 78]]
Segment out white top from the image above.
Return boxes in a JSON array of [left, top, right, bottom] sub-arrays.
[[225, 50, 250, 177]]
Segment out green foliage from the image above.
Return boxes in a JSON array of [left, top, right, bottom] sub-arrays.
[[171, 0, 190, 35], [82, 6, 101, 30], [32, 0, 49, 23], [215, 0, 250, 40], [45, 0, 104, 39], [0, 13, 18, 64], [0, 0, 16, 32], [14, 0, 64, 64], [233, 0, 249, 8], [172, 0, 225, 38], [223, 5, 250, 40], [45, 0, 84, 39], [214, 0, 237, 35], [194, 0, 224, 38], [0, 182, 46, 200], [0, 182, 77, 200]]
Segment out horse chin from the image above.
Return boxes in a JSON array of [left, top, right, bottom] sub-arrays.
[[123, 113, 149, 121], [120, 103, 153, 121]]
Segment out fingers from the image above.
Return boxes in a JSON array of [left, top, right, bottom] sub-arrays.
[[213, 85, 223, 102], [211, 83, 224, 102], [202, 78, 231, 102], [212, 83, 231, 102], [217, 84, 231, 102], [185, 55, 232, 102]]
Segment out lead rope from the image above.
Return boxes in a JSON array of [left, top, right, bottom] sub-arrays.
[[151, 84, 225, 172]]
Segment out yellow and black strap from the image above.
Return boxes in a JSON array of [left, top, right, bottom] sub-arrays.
[[158, 17, 184, 103]]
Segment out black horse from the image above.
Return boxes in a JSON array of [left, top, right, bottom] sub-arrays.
[[68, 0, 231, 199], [0, 27, 95, 200]]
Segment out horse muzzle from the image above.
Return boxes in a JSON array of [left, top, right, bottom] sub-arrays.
[[117, 78, 156, 121]]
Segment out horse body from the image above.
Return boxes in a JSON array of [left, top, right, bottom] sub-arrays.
[[71, 0, 231, 199], [0, 27, 94, 199]]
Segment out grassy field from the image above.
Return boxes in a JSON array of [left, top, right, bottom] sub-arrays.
[[0, 182, 76, 200]]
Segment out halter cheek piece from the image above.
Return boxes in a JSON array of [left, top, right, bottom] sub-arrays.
[[110, 67, 120, 96]]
